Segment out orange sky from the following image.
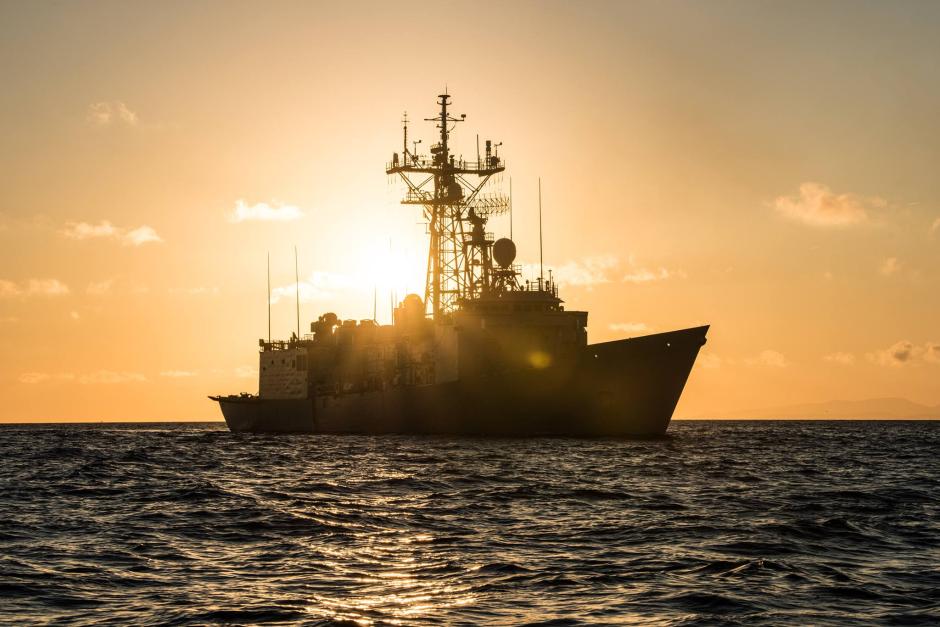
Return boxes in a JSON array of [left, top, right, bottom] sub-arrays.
[[1, 1, 938, 421]]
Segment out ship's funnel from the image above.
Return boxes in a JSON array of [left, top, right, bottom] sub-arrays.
[[493, 238, 517, 268]]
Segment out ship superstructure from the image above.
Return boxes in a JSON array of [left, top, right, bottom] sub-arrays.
[[211, 93, 708, 435]]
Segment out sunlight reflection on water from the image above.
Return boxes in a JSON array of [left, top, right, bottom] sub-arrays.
[[0, 421, 938, 625]]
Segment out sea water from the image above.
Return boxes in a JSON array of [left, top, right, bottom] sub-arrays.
[[0, 420, 937, 625]]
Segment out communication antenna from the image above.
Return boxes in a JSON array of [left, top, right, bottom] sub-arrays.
[[509, 177, 513, 240], [538, 177, 544, 285], [373, 287, 377, 322], [266, 252, 271, 344], [294, 246, 300, 341], [402, 111, 408, 160]]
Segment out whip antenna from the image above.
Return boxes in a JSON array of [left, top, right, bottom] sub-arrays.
[[294, 246, 300, 341], [266, 252, 271, 344], [538, 177, 544, 286]]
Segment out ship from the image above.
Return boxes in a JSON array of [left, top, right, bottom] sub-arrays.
[[211, 93, 708, 436]]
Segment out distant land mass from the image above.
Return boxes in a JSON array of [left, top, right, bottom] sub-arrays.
[[695, 397, 940, 420]]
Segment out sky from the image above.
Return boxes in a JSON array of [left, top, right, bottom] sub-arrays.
[[0, 0, 938, 421]]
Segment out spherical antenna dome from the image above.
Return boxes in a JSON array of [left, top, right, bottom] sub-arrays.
[[493, 238, 517, 268], [402, 293, 423, 310]]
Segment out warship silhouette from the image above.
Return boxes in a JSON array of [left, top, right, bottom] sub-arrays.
[[211, 94, 708, 435]]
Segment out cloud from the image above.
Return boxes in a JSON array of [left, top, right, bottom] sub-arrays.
[[271, 271, 353, 304], [609, 322, 651, 334], [868, 341, 917, 367], [774, 182, 880, 227], [230, 200, 304, 223], [824, 352, 855, 365], [123, 225, 162, 246], [879, 257, 901, 277], [745, 349, 788, 368], [20, 371, 148, 384], [160, 370, 198, 378], [0, 280, 20, 298], [28, 279, 70, 296], [622, 255, 684, 284], [19, 372, 49, 384], [550, 255, 617, 287], [78, 370, 147, 384], [0, 279, 70, 298], [87, 101, 138, 126], [522, 254, 682, 288], [69, 310, 80, 321], [925, 343, 940, 364], [60, 221, 118, 239], [234, 366, 257, 379], [60, 221, 162, 246], [930, 217, 940, 237], [86, 279, 114, 296], [868, 341, 940, 367], [623, 267, 673, 283], [18, 372, 75, 384], [698, 352, 722, 369]]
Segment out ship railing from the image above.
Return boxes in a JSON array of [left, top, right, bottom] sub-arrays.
[[386, 157, 507, 173], [461, 231, 495, 245], [521, 278, 558, 296], [402, 189, 433, 204]]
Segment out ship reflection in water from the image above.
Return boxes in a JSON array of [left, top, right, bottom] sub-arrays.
[[2, 421, 937, 625]]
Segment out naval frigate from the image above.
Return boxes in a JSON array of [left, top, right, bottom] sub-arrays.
[[211, 93, 708, 435]]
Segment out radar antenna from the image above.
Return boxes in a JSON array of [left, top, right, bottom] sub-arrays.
[[387, 93, 507, 319]]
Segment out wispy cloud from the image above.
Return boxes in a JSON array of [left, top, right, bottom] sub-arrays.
[[0, 280, 20, 298], [622, 254, 684, 284], [234, 366, 257, 379], [609, 322, 651, 334], [124, 225, 162, 246], [824, 352, 855, 365], [698, 352, 722, 369], [930, 217, 940, 237], [87, 101, 138, 126], [230, 200, 304, 223], [774, 182, 881, 227], [86, 279, 114, 296], [18, 372, 75, 384], [549, 256, 617, 287], [78, 370, 147, 384], [745, 349, 788, 368], [924, 343, 940, 364], [623, 267, 673, 283], [271, 271, 353, 304], [0, 279, 70, 298], [868, 341, 940, 367], [160, 370, 198, 378], [526, 254, 682, 287], [60, 220, 163, 246], [21, 370, 173, 384], [879, 257, 901, 277]]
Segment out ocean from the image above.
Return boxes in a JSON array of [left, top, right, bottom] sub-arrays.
[[0, 420, 937, 625]]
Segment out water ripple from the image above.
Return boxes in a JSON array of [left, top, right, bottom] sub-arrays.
[[0, 420, 938, 625]]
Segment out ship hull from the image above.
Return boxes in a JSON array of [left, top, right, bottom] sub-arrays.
[[213, 325, 707, 437]]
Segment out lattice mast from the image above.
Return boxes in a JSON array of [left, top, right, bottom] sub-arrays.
[[386, 93, 507, 320]]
